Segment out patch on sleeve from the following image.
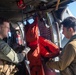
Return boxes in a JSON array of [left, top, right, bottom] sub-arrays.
[[0, 40, 11, 55]]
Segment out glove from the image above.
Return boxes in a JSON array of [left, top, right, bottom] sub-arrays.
[[22, 47, 31, 54]]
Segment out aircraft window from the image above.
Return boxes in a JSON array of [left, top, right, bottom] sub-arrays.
[[8, 31, 11, 37], [23, 17, 35, 25], [28, 18, 34, 24], [23, 20, 27, 25]]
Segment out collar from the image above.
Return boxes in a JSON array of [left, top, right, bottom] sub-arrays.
[[69, 34, 76, 42]]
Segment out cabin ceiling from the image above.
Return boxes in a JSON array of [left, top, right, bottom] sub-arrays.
[[0, 0, 75, 22]]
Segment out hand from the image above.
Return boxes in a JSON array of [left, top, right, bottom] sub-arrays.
[[22, 47, 30, 54]]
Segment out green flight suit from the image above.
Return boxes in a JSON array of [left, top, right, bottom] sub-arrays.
[[0, 39, 26, 75]]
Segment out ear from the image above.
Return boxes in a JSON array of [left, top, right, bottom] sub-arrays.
[[69, 27, 74, 33]]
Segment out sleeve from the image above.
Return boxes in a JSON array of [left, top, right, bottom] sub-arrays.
[[0, 40, 25, 64], [46, 43, 76, 71]]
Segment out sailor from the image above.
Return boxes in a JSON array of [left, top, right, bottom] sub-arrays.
[[0, 17, 30, 75]]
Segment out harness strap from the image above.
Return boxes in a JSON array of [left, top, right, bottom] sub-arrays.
[[56, 0, 60, 10]]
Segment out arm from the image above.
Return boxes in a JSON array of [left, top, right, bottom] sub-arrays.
[[0, 40, 29, 64], [46, 43, 76, 71]]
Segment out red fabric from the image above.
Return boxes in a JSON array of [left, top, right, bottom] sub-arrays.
[[24, 17, 39, 43], [24, 17, 59, 75], [24, 17, 45, 75], [39, 36, 59, 58], [27, 46, 45, 75], [17, 0, 26, 9]]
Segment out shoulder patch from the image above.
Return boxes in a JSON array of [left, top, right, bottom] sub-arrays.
[[0, 40, 11, 55]]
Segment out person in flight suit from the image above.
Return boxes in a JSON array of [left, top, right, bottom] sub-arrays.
[[46, 16, 76, 75], [0, 17, 30, 75]]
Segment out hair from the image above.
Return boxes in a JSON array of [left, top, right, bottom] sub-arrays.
[[0, 17, 9, 26], [61, 16, 76, 31]]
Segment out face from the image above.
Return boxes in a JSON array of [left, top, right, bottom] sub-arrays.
[[0, 22, 10, 38], [62, 27, 70, 39]]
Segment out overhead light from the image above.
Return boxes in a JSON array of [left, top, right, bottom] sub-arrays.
[[23, 17, 35, 25]]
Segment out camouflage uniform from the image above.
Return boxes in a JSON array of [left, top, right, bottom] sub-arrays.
[[0, 39, 26, 75]]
